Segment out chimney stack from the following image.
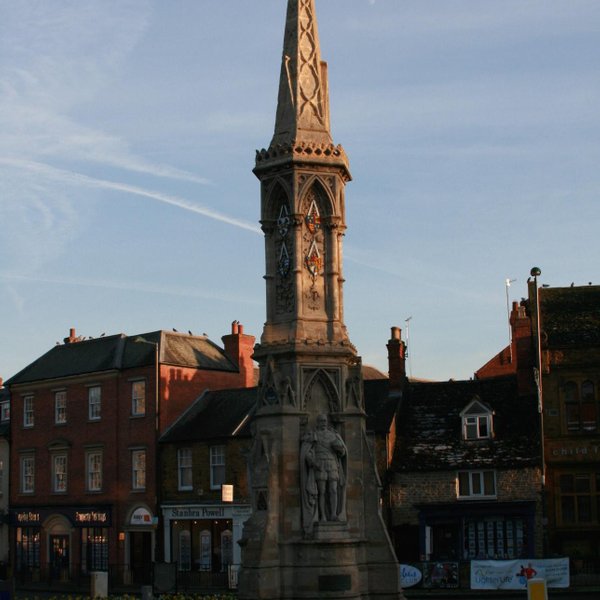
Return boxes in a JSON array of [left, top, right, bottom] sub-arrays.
[[387, 326, 407, 392], [222, 321, 256, 388], [64, 327, 81, 344]]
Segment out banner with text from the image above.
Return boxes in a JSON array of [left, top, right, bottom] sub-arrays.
[[471, 558, 569, 589]]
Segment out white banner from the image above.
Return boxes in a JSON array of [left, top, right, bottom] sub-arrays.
[[471, 558, 569, 589]]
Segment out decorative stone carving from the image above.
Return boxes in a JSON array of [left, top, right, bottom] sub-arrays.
[[300, 414, 347, 535]]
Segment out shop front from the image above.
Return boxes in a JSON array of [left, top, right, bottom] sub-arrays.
[[162, 503, 251, 577], [11, 506, 111, 585]]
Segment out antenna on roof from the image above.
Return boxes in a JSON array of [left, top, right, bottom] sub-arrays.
[[405, 316, 413, 378]]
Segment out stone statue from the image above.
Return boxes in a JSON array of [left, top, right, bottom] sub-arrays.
[[300, 414, 347, 534]]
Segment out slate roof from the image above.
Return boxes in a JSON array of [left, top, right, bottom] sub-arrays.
[[540, 285, 600, 349], [6, 331, 237, 386], [161, 377, 400, 445], [393, 376, 540, 472], [364, 378, 398, 434], [160, 387, 258, 443]]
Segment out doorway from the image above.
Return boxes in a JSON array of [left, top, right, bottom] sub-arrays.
[[49, 534, 70, 581], [129, 531, 152, 584]]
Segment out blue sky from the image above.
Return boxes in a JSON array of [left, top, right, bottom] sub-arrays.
[[1, 0, 599, 382]]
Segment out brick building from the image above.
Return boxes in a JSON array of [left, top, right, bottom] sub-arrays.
[[387, 376, 543, 569], [478, 281, 600, 569], [158, 386, 255, 587], [0, 380, 9, 575], [5, 324, 254, 589], [529, 284, 600, 562]]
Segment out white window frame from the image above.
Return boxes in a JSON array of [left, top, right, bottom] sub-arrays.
[[23, 396, 34, 428], [21, 455, 35, 493], [178, 448, 193, 491], [461, 399, 493, 440], [210, 445, 226, 490], [457, 469, 497, 499], [132, 449, 146, 490], [88, 386, 101, 421], [131, 381, 146, 416], [0, 401, 9, 422], [54, 391, 67, 424], [86, 450, 103, 492], [52, 453, 68, 493]]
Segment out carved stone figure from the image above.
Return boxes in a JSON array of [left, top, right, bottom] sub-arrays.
[[300, 414, 347, 534]]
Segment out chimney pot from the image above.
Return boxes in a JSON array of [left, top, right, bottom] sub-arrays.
[[390, 326, 401, 341], [239, 324, 244, 335], [0, 377, 3, 388], [232, 321, 239, 335]]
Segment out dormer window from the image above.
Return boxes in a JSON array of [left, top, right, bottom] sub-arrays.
[[461, 398, 493, 440]]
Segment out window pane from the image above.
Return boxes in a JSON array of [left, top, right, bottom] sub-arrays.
[[89, 387, 101, 420], [132, 381, 146, 415], [478, 417, 489, 438], [483, 471, 496, 495], [564, 381, 579, 402], [560, 474, 574, 493], [578, 496, 592, 522], [458, 472, 469, 496], [582, 381, 595, 401], [561, 496, 575, 523], [471, 473, 482, 495], [575, 475, 591, 493]]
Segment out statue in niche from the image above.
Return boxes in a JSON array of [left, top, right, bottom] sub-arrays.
[[300, 414, 347, 535]]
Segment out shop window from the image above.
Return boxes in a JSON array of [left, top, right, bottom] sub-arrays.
[[88, 386, 101, 421], [23, 395, 34, 428], [86, 450, 103, 492], [54, 391, 67, 424], [210, 445, 226, 490], [16, 527, 40, 571], [179, 530, 191, 571], [221, 529, 233, 571], [457, 470, 496, 499], [52, 454, 68, 493], [178, 448, 193, 491], [131, 380, 146, 416], [461, 398, 493, 440], [558, 472, 600, 525], [81, 528, 108, 572], [464, 518, 527, 559], [21, 455, 35, 493], [132, 449, 146, 490], [199, 530, 212, 570]]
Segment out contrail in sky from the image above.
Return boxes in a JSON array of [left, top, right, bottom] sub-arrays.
[[0, 158, 261, 235]]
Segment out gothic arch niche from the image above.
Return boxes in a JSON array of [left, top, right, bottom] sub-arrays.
[[303, 368, 340, 414], [301, 182, 330, 316], [267, 181, 295, 316]]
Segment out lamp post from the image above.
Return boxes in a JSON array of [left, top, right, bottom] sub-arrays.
[[530, 266, 547, 556]]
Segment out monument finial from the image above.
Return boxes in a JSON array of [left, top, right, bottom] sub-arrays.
[[271, 0, 332, 147]]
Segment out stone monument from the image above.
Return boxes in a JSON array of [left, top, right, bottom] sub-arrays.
[[237, 1, 404, 598]]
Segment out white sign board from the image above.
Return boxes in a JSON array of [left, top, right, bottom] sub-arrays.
[[471, 558, 569, 590]]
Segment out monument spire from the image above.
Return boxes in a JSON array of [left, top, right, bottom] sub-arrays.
[[272, 0, 332, 147], [239, 2, 404, 598]]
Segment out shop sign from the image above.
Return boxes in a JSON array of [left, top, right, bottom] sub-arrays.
[[471, 558, 569, 589], [12, 506, 111, 527], [15, 511, 40, 524], [75, 511, 109, 525], [547, 441, 600, 461], [165, 506, 227, 520], [399, 564, 422, 588], [131, 507, 153, 525]]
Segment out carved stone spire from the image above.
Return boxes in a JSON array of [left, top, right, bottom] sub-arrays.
[[271, 0, 332, 147]]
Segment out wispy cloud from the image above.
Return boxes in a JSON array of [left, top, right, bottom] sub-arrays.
[[0, 158, 261, 234], [0, 272, 262, 306]]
